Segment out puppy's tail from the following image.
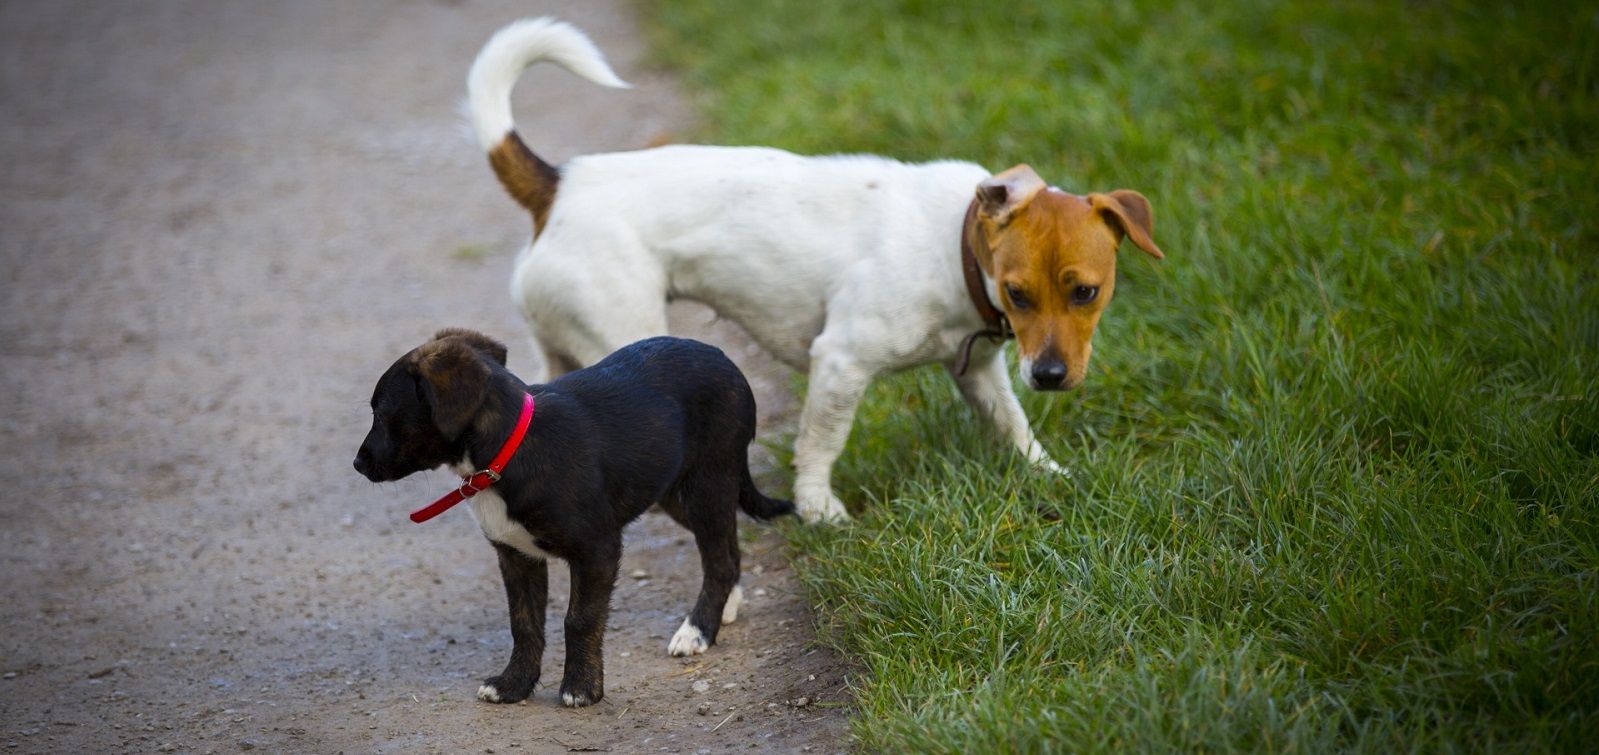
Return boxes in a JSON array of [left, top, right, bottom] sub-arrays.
[[466, 17, 630, 230], [739, 467, 796, 521]]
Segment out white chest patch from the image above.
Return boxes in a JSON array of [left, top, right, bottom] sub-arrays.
[[468, 490, 553, 561], [452, 456, 552, 561]]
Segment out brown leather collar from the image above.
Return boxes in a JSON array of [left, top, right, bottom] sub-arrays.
[[956, 199, 1013, 376]]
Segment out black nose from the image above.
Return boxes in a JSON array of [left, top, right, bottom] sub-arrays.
[[353, 450, 370, 476], [1032, 359, 1067, 389]]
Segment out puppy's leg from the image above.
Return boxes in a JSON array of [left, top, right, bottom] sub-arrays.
[[948, 351, 1068, 476], [792, 344, 873, 523], [665, 480, 742, 656], [558, 540, 620, 707], [479, 544, 549, 704]]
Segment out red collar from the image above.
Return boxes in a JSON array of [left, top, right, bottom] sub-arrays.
[[409, 392, 535, 524]]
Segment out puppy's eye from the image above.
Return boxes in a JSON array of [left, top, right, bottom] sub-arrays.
[[1005, 285, 1031, 310], [1071, 285, 1100, 305]]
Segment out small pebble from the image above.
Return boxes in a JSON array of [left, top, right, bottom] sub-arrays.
[[753, 588, 768, 598], [691, 680, 710, 693], [696, 702, 711, 716], [629, 569, 648, 579]]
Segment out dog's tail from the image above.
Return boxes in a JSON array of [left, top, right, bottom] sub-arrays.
[[739, 467, 796, 521], [466, 17, 630, 230]]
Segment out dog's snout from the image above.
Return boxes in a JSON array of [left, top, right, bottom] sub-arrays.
[[353, 447, 372, 477], [1031, 359, 1068, 390]]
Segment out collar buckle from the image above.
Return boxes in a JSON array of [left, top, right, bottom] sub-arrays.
[[460, 468, 502, 497]]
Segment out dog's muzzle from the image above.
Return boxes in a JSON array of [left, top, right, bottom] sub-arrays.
[[1031, 358, 1068, 390], [353, 447, 380, 481]]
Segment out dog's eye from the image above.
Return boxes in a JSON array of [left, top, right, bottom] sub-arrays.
[[1071, 285, 1100, 305], [1005, 285, 1031, 310]]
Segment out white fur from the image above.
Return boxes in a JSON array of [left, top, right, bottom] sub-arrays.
[[452, 458, 554, 561], [468, 19, 1066, 523], [476, 684, 501, 703], [467, 17, 629, 151], [668, 618, 709, 657], [561, 691, 591, 707], [721, 584, 742, 625]]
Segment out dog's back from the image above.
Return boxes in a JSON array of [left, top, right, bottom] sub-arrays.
[[547, 337, 791, 520], [552, 336, 753, 445]]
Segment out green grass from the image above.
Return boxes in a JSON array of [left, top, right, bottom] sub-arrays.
[[644, 1, 1599, 750]]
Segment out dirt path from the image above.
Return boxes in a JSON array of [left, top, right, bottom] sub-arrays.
[[0, 2, 850, 752]]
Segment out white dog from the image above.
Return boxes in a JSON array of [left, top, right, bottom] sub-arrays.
[[466, 18, 1164, 523]]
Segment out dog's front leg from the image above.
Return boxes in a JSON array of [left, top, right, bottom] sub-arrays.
[[558, 542, 619, 707], [478, 543, 549, 704], [948, 351, 1069, 476], [792, 349, 873, 523]]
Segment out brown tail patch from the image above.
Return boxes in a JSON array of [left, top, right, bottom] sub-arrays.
[[488, 132, 560, 235]]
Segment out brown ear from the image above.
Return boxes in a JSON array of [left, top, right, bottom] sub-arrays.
[[433, 327, 508, 366], [413, 339, 491, 439], [976, 164, 1047, 226], [1089, 190, 1163, 259]]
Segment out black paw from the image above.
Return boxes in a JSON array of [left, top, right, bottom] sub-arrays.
[[558, 675, 603, 708], [477, 672, 536, 704]]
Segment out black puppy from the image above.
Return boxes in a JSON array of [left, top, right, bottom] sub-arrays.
[[353, 329, 793, 707]]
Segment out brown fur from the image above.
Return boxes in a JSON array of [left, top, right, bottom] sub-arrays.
[[971, 164, 1163, 389], [487, 133, 561, 235], [409, 331, 506, 438], [432, 327, 510, 366]]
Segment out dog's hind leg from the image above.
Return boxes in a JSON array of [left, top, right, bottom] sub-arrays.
[[513, 242, 671, 375], [662, 476, 742, 656], [522, 332, 581, 383], [478, 544, 548, 704]]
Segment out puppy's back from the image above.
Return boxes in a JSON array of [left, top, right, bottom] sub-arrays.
[[552, 336, 757, 440]]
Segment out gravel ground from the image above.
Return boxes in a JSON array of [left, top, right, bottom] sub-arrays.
[[0, 1, 851, 752]]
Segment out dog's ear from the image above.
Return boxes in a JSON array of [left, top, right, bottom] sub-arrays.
[[1089, 190, 1164, 260], [412, 338, 491, 439], [433, 327, 509, 366], [976, 164, 1047, 226]]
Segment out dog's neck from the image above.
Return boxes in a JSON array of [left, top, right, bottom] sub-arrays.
[[453, 375, 537, 476], [959, 199, 1007, 327], [953, 199, 1013, 375]]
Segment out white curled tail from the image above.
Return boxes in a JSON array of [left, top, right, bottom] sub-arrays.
[[466, 17, 630, 152]]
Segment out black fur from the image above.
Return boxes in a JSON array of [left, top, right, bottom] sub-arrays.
[[354, 331, 793, 707]]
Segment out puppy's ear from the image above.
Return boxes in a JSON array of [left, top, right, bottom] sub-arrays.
[[413, 339, 491, 439], [433, 327, 509, 366], [976, 164, 1047, 226], [1089, 190, 1164, 260]]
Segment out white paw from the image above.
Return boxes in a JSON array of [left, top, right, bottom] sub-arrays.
[[795, 489, 850, 524], [1035, 455, 1071, 477], [667, 618, 709, 657], [477, 684, 501, 703], [561, 691, 594, 708], [721, 584, 743, 625]]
